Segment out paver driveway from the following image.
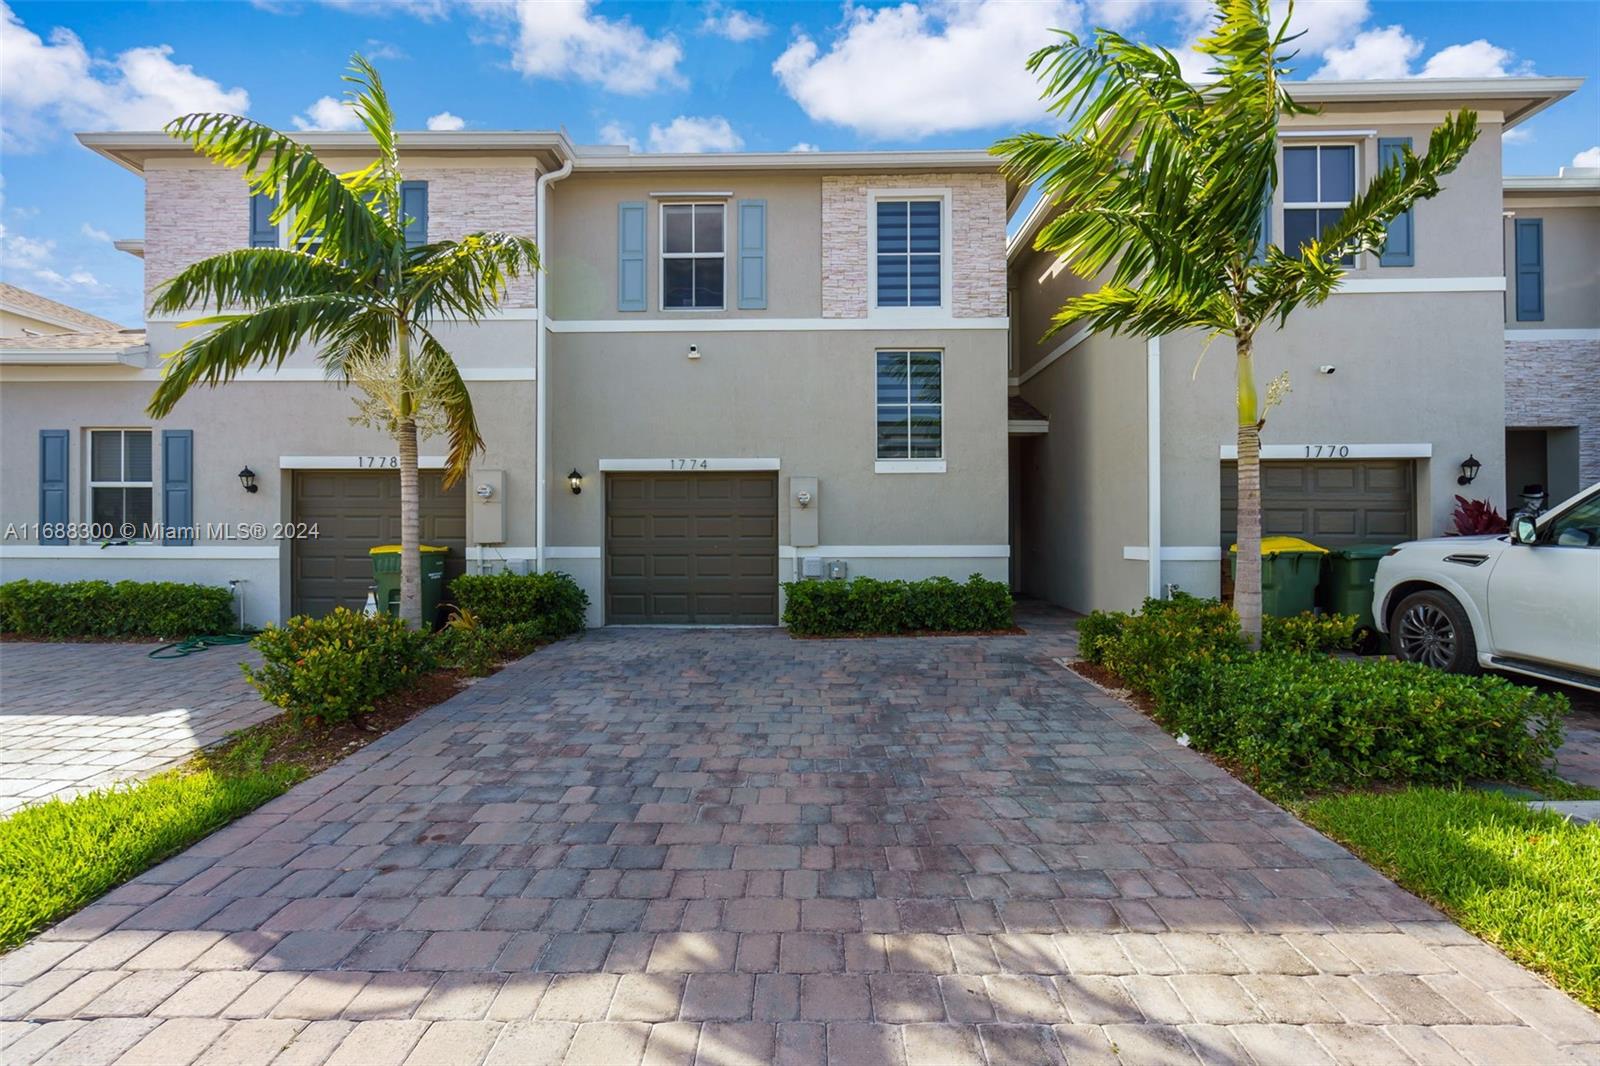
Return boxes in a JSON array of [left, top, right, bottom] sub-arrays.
[[0, 643, 274, 814], [2, 611, 1598, 1065]]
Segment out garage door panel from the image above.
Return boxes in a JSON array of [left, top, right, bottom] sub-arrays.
[[606, 472, 778, 625], [1312, 466, 1359, 492], [1263, 466, 1310, 492], [1222, 460, 1415, 550]]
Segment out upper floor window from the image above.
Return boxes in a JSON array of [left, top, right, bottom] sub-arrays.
[[89, 429, 153, 535], [662, 202, 725, 309], [874, 198, 943, 308], [876, 350, 943, 460], [1283, 145, 1355, 266]]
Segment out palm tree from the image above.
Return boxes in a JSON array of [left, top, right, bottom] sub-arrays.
[[995, 0, 1477, 644], [146, 55, 539, 627]]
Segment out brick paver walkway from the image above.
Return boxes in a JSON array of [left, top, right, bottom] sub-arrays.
[[0, 642, 274, 814], [2, 613, 1598, 1064]]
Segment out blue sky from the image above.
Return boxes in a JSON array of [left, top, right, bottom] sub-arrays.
[[2, 0, 1597, 327]]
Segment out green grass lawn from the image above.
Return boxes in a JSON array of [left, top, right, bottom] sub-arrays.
[[1298, 787, 1600, 1010], [0, 764, 299, 951]]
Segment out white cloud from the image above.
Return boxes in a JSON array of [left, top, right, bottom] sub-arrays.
[[1501, 127, 1533, 145], [292, 95, 361, 131], [4, 232, 55, 272], [598, 120, 640, 150], [1420, 39, 1528, 78], [790, 142, 820, 152], [773, 0, 1075, 139], [364, 38, 408, 61], [426, 110, 466, 131], [646, 115, 742, 153], [701, 2, 769, 42], [0, 1, 249, 150], [1315, 24, 1420, 80], [493, 0, 684, 94], [81, 222, 113, 243], [1575, 147, 1600, 168]]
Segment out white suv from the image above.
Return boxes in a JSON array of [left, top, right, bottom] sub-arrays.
[[1372, 482, 1600, 691]]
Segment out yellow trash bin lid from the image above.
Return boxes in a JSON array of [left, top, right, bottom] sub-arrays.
[[368, 544, 450, 555], [1229, 536, 1328, 555]]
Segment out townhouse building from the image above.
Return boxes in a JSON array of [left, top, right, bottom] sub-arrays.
[[0, 133, 1016, 627], [1008, 77, 1590, 614]]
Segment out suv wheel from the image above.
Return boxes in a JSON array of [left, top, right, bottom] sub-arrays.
[[1391, 590, 1479, 674]]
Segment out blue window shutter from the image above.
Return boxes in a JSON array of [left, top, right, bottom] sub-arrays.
[[737, 199, 767, 310], [618, 202, 646, 311], [161, 430, 194, 545], [401, 180, 428, 248], [1252, 183, 1272, 264], [1515, 218, 1544, 321], [249, 191, 279, 248], [39, 430, 69, 544], [1378, 138, 1415, 266]]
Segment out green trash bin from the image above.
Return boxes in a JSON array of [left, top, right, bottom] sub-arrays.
[[1230, 535, 1328, 618], [370, 544, 449, 627], [1321, 543, 1392, 630]]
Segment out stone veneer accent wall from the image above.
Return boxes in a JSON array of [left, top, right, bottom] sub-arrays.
[[1505, 337, 1600, 484], [145, 164, 539, 311], [821, 173, 1007, 319]]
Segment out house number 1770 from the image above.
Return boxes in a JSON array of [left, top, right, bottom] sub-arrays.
[[1304, 444, 1351, 459]]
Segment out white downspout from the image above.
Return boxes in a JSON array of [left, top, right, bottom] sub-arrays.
[[535, 156, 573, 574], [1146, 336, 1162, 600]]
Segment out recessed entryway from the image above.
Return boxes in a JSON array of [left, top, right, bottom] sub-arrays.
[[603, 472, 778, 625]]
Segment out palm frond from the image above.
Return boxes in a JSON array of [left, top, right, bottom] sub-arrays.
[[413, 324, 484, 486], [149, 248, 365, 318], [339, 53, 402, 228], [407, 233, 542, 322], [1055, 285, 1233, 339]]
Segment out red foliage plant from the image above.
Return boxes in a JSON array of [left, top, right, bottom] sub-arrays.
[[1451, 495, 1509, 535]]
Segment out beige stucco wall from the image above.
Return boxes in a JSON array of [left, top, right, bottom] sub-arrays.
[[143, 153, 541, 312], [1503, 201, 1600, 330], [546, 173, 823, 320], [821, 173, 1008, 319]]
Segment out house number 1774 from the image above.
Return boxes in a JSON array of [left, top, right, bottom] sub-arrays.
[[670, 459, 709, 470]]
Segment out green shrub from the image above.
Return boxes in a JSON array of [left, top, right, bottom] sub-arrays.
[[1095, 594, 1248, 695], [1262, 611, 1359, 654], [782, 573, 1013, 636], [0, 579, 235, 640], [1076, 610, 1126, 664], [448, 571, 588, 635], [243, 608, 434, 727]]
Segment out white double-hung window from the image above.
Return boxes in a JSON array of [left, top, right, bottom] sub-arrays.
[[1283, 144, 1356, 265], [89, 429, 153, 535], [661, 202, 725, 309], [875, 349, 943, 473]]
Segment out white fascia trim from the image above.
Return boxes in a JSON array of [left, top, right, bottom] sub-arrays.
[[597, 458, 781, 472], [1123, 546, 1224, 562], [1016, 325, 1094, 385], [279, 455, 449, 469], [1008, 420, 1049, 435], [549, 317, 1007, 333], [146, 308, 542, 324], [1219, 442, 1433, 460], [1333, 276, 1505, 294], [779, 544, 1010, 559], [1280, 129, 1378, 138], [0, 349, 145, 365], [573, 149, 1000, 172], [874, 460, 947, 474], [649, 190, 734, 199], [0, 544, 279, 560], [1506, 328, 1600, 341]]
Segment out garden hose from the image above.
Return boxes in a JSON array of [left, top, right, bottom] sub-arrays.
[[147, 632, 258, 660]]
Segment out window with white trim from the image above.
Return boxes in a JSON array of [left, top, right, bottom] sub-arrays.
[[89, 429, 153, 534], [875, 350, 942, 459], [1283, 144, 1356, 266], [661, 202, 725, 309], [874, 198, 943, 308]]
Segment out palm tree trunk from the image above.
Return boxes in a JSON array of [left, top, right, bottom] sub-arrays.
[[396, 416, 422, 629], [1234, 334, 1263, 648]]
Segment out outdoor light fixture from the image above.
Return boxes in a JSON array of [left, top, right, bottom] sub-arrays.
[[568, 469, 584, 495], [1457, 455, 1482, 486], [238, 466, 258, 493]]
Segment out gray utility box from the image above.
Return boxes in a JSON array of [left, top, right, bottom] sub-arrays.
[[826, 560, 848, 581]]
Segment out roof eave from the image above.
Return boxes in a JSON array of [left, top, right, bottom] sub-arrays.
[[76, 129, 579, 175]]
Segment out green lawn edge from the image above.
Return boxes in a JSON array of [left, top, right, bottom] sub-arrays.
[[1295, 787, 1600, 1011]]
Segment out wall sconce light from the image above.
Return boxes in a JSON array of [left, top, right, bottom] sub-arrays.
[[1457, 454, 1482, 486], [567, 469, 584, 495], [238, 466, 258, 493]]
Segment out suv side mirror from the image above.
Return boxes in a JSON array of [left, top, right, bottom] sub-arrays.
[[1512, 513, 1539, 545]]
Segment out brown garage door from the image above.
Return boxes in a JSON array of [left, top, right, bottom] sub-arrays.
[[292, 471, 466, 619], [605, 473, 778, 625], [1221, 459, 1416, 549]]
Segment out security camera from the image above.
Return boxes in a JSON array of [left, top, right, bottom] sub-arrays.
[[687, 344, 700, 359], [1318, 365, 1336, 375]]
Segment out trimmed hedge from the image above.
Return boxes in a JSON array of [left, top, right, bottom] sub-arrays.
[[0, 579, 235, 640], [448, 571, 588, 636], [431, 612, 549, 677], [782, 574, 1013, 636], [1080, 595, 1567, 796], [243, 607, 434, 728]]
